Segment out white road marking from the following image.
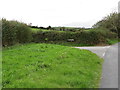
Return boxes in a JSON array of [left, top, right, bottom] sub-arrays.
[[106, 46, 110, 48], [75, 46, 111, 58], [103, 52, 105, 57], [102, 46, 110, 57]]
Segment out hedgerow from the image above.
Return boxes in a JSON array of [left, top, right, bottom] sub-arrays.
[[2, 19, 32, 46], [2, 19, 117, 46], [32, 29, 117, 45]]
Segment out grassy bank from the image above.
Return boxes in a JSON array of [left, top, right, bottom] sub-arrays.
[[106, 39, 119, 45], [3, 43, 103, 88]]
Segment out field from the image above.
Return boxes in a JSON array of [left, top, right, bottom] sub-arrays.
[[31, 28, 51, 32], [31, 28, 64, 33], [2, 43, 103, 88]]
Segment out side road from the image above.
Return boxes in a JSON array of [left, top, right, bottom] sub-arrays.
[[75, 44, 118, 88]]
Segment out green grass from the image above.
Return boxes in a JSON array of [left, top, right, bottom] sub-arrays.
[[31, 28, 41, 31], [3, 43, 103, 88], [45, 41, 94, 47], [31, 28, 49, 33], [31, 28, 65, 33], [31, 28, 51, 32], [106, 39, 119, 45]]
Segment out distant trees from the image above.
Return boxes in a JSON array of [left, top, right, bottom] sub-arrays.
[[47, 26, 52, 30], [30, 25, 53, 30], [30, 25, 39, 28]]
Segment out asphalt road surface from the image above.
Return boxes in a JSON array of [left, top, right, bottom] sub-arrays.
[[75, 44, 118, 88]]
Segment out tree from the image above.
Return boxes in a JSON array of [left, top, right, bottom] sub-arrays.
[[47, 26, 52, 30], [93, 12, 119, 34]]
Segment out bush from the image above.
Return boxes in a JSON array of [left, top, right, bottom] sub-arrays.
[[74, 31, 101, 45], [2, 19, 32, 46], [2, 18, 117, 46], [2, 19, 17, 46], [16, 23, 32, 43], [32, 30, 113, 45]]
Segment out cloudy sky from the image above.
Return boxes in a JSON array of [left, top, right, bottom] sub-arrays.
[[0, 0, 119, 28]]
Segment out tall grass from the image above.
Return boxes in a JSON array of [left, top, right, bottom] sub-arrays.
[[3, 43, 103, 88]]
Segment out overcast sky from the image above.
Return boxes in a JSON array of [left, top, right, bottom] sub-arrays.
[[0, 0, 119, 28]]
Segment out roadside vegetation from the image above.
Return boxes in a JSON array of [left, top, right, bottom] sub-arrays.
[[32, 27, 117, 46], [2, 19, 32, 46], [3, 43, 103, 88], [30, 12, 119, 46], [2, 12, 119, 88], [2, 12, 119, 47]]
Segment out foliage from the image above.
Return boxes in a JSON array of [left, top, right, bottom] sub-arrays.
[[30, 26, 85, 32], [2, 19, 32, 46], [32, 29, 117, 45], [106, 39, 119, 45], [16, 23, 32, 43], [2, 19, 17, 46], [93, 12, 119, 37]]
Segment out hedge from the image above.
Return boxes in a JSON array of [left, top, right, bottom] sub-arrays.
[[2, 19, 117, 46], [32, 30, 117, 45], [2, 19, 32, 46]]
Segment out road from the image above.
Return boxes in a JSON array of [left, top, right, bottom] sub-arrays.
[[75, 46, 110, 58], [75, 44, 118, 88]]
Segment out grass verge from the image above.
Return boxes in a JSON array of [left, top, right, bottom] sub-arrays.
[[43, 41, 94, 47], [3, 43, 103, 88], [106, 39, 119, 45]]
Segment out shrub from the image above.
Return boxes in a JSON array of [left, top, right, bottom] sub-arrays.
[[74, 31, 101, 45], [32, 30, 110, 45], [16, 23, 32, 43], [92, 28, 118, 39], [2, 19, 32, 46], [2, 19, 17, 46]]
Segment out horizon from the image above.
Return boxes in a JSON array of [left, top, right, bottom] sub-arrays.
[[0, 0, 119, 28]]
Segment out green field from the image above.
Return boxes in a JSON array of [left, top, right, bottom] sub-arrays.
[[31, 28, 65, 33], [31, 28, 49, 32], [3, 43, 103, 88], [31, 27, 89, 32]]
